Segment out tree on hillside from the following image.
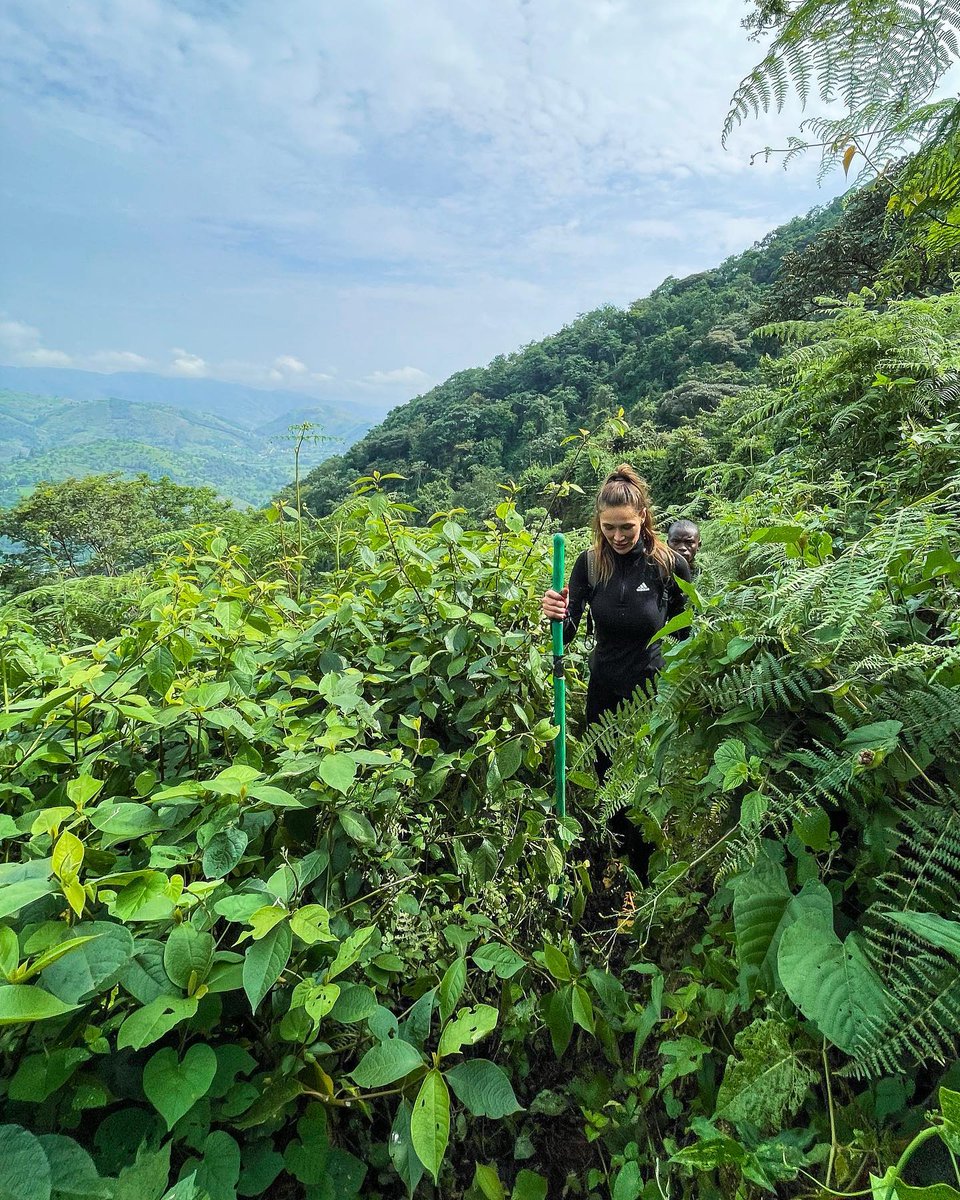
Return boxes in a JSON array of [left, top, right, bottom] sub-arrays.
[[0, 473, 232, 583]]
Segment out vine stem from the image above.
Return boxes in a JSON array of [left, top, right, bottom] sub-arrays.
[[822, 1038, 838, 1190], [884, 1125, 943, 1200], [381, 513, 430, 619]]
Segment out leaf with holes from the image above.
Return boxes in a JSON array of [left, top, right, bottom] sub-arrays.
[[437, 1004, 498, 1057]]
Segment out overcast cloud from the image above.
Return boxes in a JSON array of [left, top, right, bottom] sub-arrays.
[[0, 0, 847, 403]]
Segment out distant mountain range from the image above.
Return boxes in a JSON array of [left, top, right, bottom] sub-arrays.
[[0, 366, 395, 508]]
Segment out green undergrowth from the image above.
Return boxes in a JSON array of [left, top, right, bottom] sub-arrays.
[[0, 295, 959, 1198]]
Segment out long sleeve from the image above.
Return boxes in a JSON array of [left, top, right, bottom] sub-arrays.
[[562, 551, 591, 647]]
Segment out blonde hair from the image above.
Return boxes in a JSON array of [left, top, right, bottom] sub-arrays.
[[590, 464, 675, 585]]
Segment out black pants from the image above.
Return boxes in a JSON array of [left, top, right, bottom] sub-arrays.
[[586, 671, 656, 877]]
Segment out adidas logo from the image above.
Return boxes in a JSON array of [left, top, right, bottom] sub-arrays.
[[636, 582, 650, 592]]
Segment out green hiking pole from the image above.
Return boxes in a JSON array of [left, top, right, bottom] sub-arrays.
[[551, 533, 567, 819]]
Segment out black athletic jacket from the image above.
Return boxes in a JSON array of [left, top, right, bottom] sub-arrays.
[[562, 544, 692, 697]]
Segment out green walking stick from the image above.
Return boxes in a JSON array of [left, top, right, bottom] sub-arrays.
[[551, 533, 567, 819]]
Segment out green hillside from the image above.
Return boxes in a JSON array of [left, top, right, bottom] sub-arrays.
[[299, 192, 880, 522], [0, 391, 374, 508]]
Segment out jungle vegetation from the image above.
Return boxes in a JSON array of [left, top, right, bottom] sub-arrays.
[[1, 3, 960, 1197]]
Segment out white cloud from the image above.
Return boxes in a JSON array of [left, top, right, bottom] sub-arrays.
[[0, 317, 43, 353], [169, 348, 208, 377], [20, 347, 74, 367], [87, 349, 153, 371], [363, 366, 431, 386], [273, 355, 308, 374]]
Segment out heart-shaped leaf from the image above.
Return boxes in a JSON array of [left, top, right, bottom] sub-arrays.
[[143, 1043, 217, 1130]]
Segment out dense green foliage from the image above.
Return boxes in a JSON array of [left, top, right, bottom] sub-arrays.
[[1, 277, 959, 1196]]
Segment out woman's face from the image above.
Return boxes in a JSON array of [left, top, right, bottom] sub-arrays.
[[599, 504, 645, 554]]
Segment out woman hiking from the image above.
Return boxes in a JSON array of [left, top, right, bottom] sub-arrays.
[[541, 464, 691, 871]]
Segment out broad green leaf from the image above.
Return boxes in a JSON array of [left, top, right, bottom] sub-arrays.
[[146, 646, 177, 695], [542, 986, 573, 1058], [245, 906, 288, 941], [51, 831, 83, 881], [388, 1101, 424, 1198], [289, 904, 332, 945], [0, 928, 16, 979], [143, 1043, 217, 1130], [512, 1170, 548, 1200], [410, 1069, 450, 1183], [329, 983, 378, 1024], [108, 873, 175, 922], [0, 878, 55, 920], [164, 924, 215, 991], [884, 910, 960, 959], [445, 1059, 522, 1118], [732, 857, 832, 991], [112, 1142, 172, 1200], [237, 1142, 284, 1198], [778, 914, 889, 1054], [438, 1004, 498, 1057], [8, 1047, 89, 1103], [201, 829, 248, 878], [207, 765, 261, 796], [36, 1133, 103, 1199], [339, 810, 376, 846], [439, 958, 466, 1022], [472, 1164, 505, 1200], [542, 942, 571, 982], [571, 984, 594, 1033], [495, 739, 523, 781], [893, 1184, 960, 1199], [842, 721, 902, 752], [400, 987, 437, 1051], [325, 925, 375, 982], [713, 739, 748, 791], [351, 1038, 424, 1088], [42, 923, 134, 1004], [318, 753, 358, 794], [117, 995, 199, 1051], [942, 1086, 960, 1133], [88, 803, 165, 840], [66, 777, 104, 809], [19, 935, 97, 982], [612, 1162, 642, 1200], [242, 921, 292, 1013], [472, 943, 525, 979], [714, 1018, 816, 1132], [246, 785, 303, 808], [0, 1124, 51, 1200], [290, 979, 340, 1023], [0, 984, 76, 1025], [192, 1131, 240, 1200]]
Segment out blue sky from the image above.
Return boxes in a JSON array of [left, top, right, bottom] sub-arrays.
[[0, 0, 848, 404]]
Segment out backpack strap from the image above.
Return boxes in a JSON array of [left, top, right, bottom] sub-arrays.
[[586, 548, 597, 590], [585, 548, 597, 638]]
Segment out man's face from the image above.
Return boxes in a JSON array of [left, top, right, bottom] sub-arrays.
[[669, 528, 700, 566]]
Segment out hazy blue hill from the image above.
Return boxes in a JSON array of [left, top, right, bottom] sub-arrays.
[[0, 365, 391, 430], [0, 388, 383, 507]]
